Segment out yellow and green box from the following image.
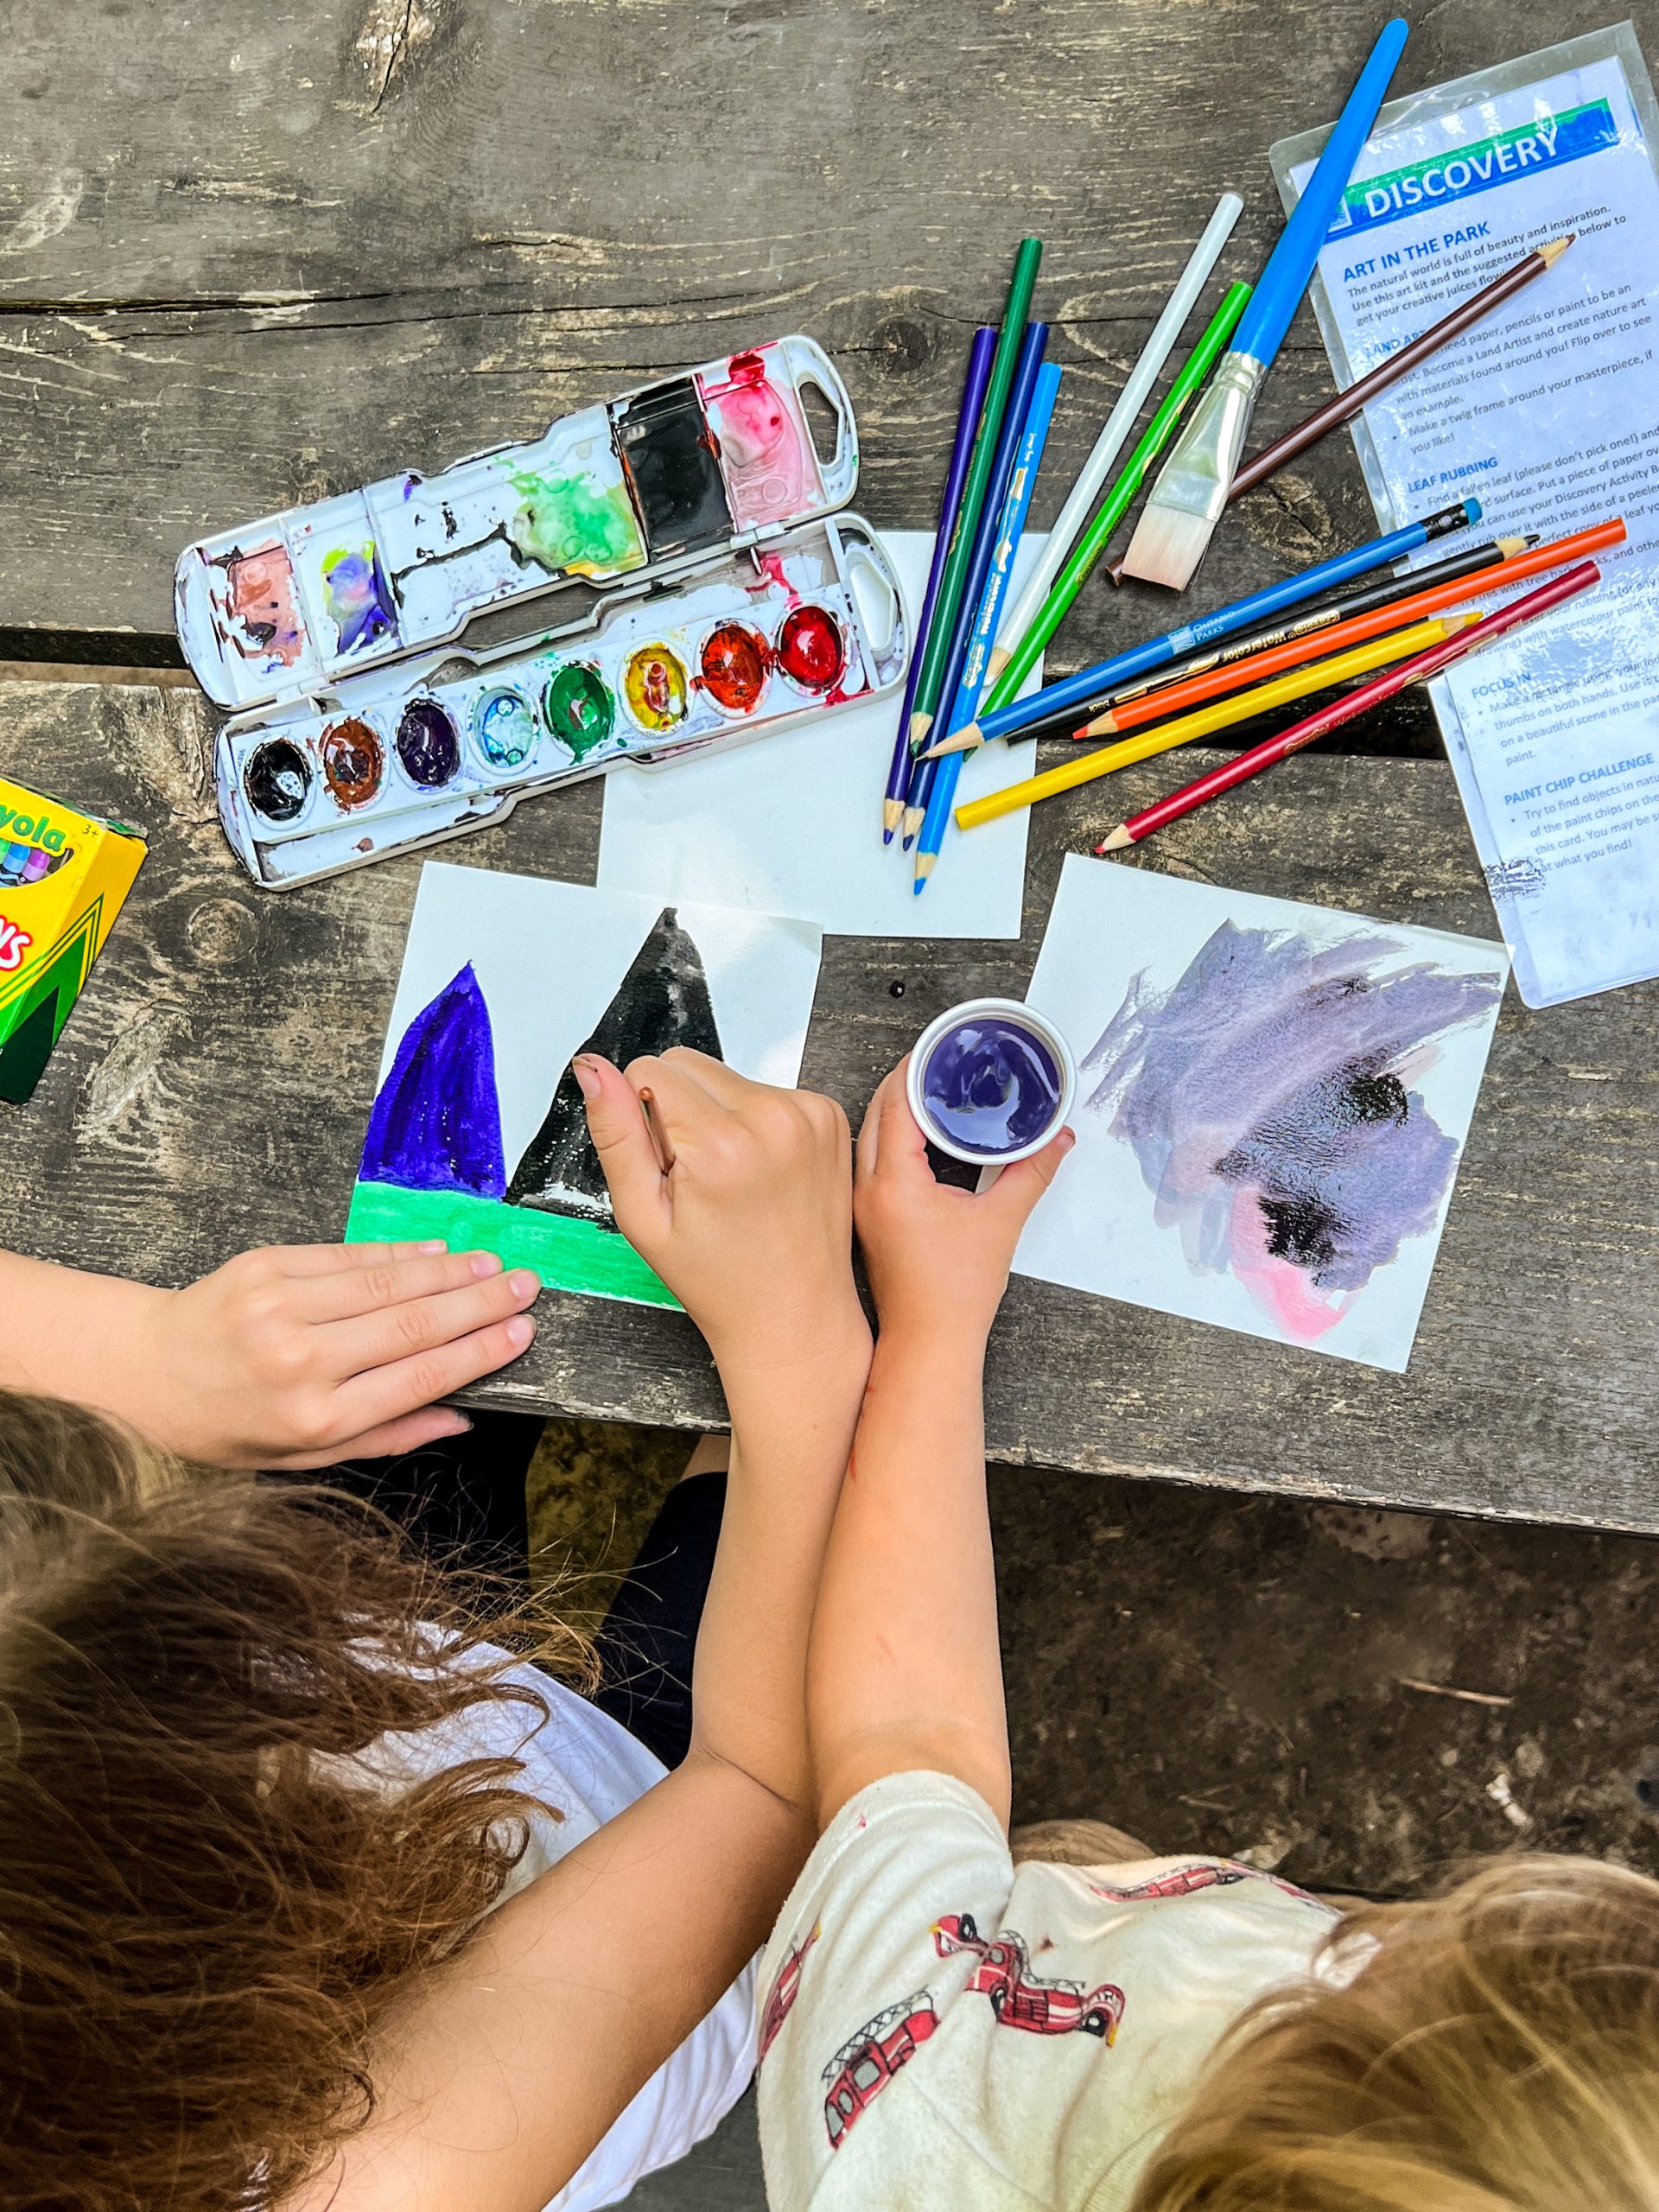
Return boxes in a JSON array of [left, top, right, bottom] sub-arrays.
[[0, 779, 146, 1104]]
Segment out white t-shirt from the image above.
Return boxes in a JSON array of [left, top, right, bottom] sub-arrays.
[[346, 1644, 758, 2212], [756, 1772, 1339, 2212]]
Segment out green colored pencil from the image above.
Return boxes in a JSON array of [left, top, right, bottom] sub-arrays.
[[975, 279, 1253, 727], [906, 236, 1043, 750]]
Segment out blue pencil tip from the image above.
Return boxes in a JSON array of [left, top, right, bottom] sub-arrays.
[[912, 876, 926, 896], [881, 830, 894, 846], [901, 836, 915, 853]]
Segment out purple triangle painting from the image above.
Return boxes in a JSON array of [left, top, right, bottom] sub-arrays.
[[359, 962, 506, 1198]]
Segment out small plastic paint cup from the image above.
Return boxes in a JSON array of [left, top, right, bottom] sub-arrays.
[[906, 997, 1076, 1167]]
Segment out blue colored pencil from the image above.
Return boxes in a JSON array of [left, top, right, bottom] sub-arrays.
[[882, 327, 998, 841], [952, 496, 1484, 752], [903, 322, 1050, 849], [915, 359, 1063, 893]]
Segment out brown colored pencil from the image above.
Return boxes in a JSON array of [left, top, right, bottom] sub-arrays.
[[1102, 236, 1573, 583], [1229, 235, 1573, 500]]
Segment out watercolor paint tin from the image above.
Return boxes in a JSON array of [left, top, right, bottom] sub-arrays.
[[214, 512, 906, 888], [906, 998, 1077, 1166], [177, 337, 858, 714]]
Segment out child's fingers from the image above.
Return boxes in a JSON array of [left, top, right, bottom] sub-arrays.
[[855, 1059, 916, 1179], [327, 1268, 541, 1378], [576, 1053, 673, 1225], [982, 1127, 1075, 1228], [636, 1046, 753, 1109], [296, 1248, 504, 1322], [266, 1405, 473, 1471], [330, 1311, 538, 1437], [269, 1240, 449, 1277]]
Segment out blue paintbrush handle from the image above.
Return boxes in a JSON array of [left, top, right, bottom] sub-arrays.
[[1234, 16, 1408, 369]]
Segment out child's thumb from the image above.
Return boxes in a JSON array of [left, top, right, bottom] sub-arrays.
[[574, 1055, 668, 1233], [985, 1127, 1075, 1228]]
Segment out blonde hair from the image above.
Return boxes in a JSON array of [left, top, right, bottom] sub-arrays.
[[1130, 1855, 1659, 2212], [0, 1389, 590, 2212]]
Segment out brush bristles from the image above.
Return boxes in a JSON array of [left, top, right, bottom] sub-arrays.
[[1120, 505, 1221, 593]]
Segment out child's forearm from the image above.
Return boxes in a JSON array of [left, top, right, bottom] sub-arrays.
[[0, 1250, 166, 1419], [806, 1319, 1011, 1831], [688, 1317, 872, 1815]]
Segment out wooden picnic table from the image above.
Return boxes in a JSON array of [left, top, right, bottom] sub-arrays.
[[4, 0, 1658, 1540]]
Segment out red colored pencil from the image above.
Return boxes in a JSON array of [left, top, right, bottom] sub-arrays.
[[1094, 561, 1603, 854]]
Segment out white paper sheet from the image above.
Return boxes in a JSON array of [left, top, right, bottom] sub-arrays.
[[346, 862, 822, 1306], [1012, 859, 1510, 1372], [595, 531, 1046, 938], [1275, 29, 1659, 1007]]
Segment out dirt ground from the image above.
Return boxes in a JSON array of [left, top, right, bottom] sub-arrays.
[[531, 1420, 1659, 2204]]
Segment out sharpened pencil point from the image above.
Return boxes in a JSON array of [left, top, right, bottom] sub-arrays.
[[985, 646, 1011, 684], [1095, 826, 1134, 854], [908, 709, 934, 748], [923, 725, 982, 760], [901, 807, 924, 849], [913, 852, 938, 892], [1540, 234, 1575, 266]]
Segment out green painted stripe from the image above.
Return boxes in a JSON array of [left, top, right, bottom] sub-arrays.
[[343, 1181, 681, 1310]]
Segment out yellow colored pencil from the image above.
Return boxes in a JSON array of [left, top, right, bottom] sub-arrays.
[[952, 613, 1478, 832]]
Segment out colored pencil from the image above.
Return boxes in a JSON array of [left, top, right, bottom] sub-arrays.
[[986, 193, 1244, 688], [936, 534, 1532, 755], [1072, 539, 1529, 740], [1095, 531, 1532, 684], [908, 238, 1044, 748], [916, 358, 1064, 888], [1095, 562, 1602, 851], [946, 496, 1480, 753], [1080, 523, 1618, 731], [903, 323, 1051, 845], [882, 327, 997, 839], [1228, 237, 1574, 502], [952, 614, 1471, 832], [1123, 18, 1408, 589], [973, 280, 1253, 727]]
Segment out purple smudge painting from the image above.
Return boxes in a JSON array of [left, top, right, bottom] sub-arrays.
[[1082, 920, 1504, 1344], [359, 962, 506, 1198]]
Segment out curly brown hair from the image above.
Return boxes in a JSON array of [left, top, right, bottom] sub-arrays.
[[1128, 1854, 1659, 2212], [0, 1389, 591, 2212]]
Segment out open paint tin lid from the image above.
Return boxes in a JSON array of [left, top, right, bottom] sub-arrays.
[[906, 997, 1077, 1166]]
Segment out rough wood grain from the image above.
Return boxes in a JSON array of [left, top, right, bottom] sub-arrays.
[[6, 677, 1656, 1532], [3, 0, 1648, 750]]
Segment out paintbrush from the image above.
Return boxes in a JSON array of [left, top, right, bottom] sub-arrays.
[[985, 192, 1243, 688], [1093, 561, 1602, 851], [1121, 17, 1409, 592]]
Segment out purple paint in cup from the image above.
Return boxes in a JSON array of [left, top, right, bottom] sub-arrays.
[[906, 997, 1076, 1166]]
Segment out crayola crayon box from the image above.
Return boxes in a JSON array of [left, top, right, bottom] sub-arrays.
[[0, 779, 145, 1104]]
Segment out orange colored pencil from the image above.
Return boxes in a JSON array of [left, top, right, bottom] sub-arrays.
[[1073, 517, 1630, 741]]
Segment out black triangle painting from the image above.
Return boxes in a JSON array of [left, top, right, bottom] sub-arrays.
[[506, 906, 723, 1223]]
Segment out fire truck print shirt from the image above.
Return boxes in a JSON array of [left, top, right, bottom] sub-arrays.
[[755, 1770, 1338, 2211]]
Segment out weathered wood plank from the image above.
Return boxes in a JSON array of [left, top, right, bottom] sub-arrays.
[[5, 677, 1656, 1532], [3, 0, 1646, 748]]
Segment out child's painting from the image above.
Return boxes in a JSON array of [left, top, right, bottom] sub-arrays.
[[346, 862, 823, 1306], [1014, 857, 1510, 1371]]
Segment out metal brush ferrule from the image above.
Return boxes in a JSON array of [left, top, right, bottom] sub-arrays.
[[1158, 353, 1268, 525]]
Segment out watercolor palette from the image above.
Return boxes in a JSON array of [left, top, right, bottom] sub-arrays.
[[214, 513, 906, 887], [176, 338, 857, 713]]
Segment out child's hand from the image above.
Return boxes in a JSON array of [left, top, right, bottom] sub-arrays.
[[123, 1242, 540, 1469], [854, 1058, 1072, 1344], [576, 1049, 868, 1380]]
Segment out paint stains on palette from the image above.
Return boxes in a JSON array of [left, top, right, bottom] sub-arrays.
[[1083, 921, 1504, 1344], [177, 336, 857, 713], [217, 514, 904, 886]]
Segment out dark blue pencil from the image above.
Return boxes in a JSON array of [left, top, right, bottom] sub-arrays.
[[902, 321, 1050, 848], [882, 327, 997, 842]]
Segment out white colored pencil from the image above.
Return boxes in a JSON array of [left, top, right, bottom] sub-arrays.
[[984, 190, 1243, 685]]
